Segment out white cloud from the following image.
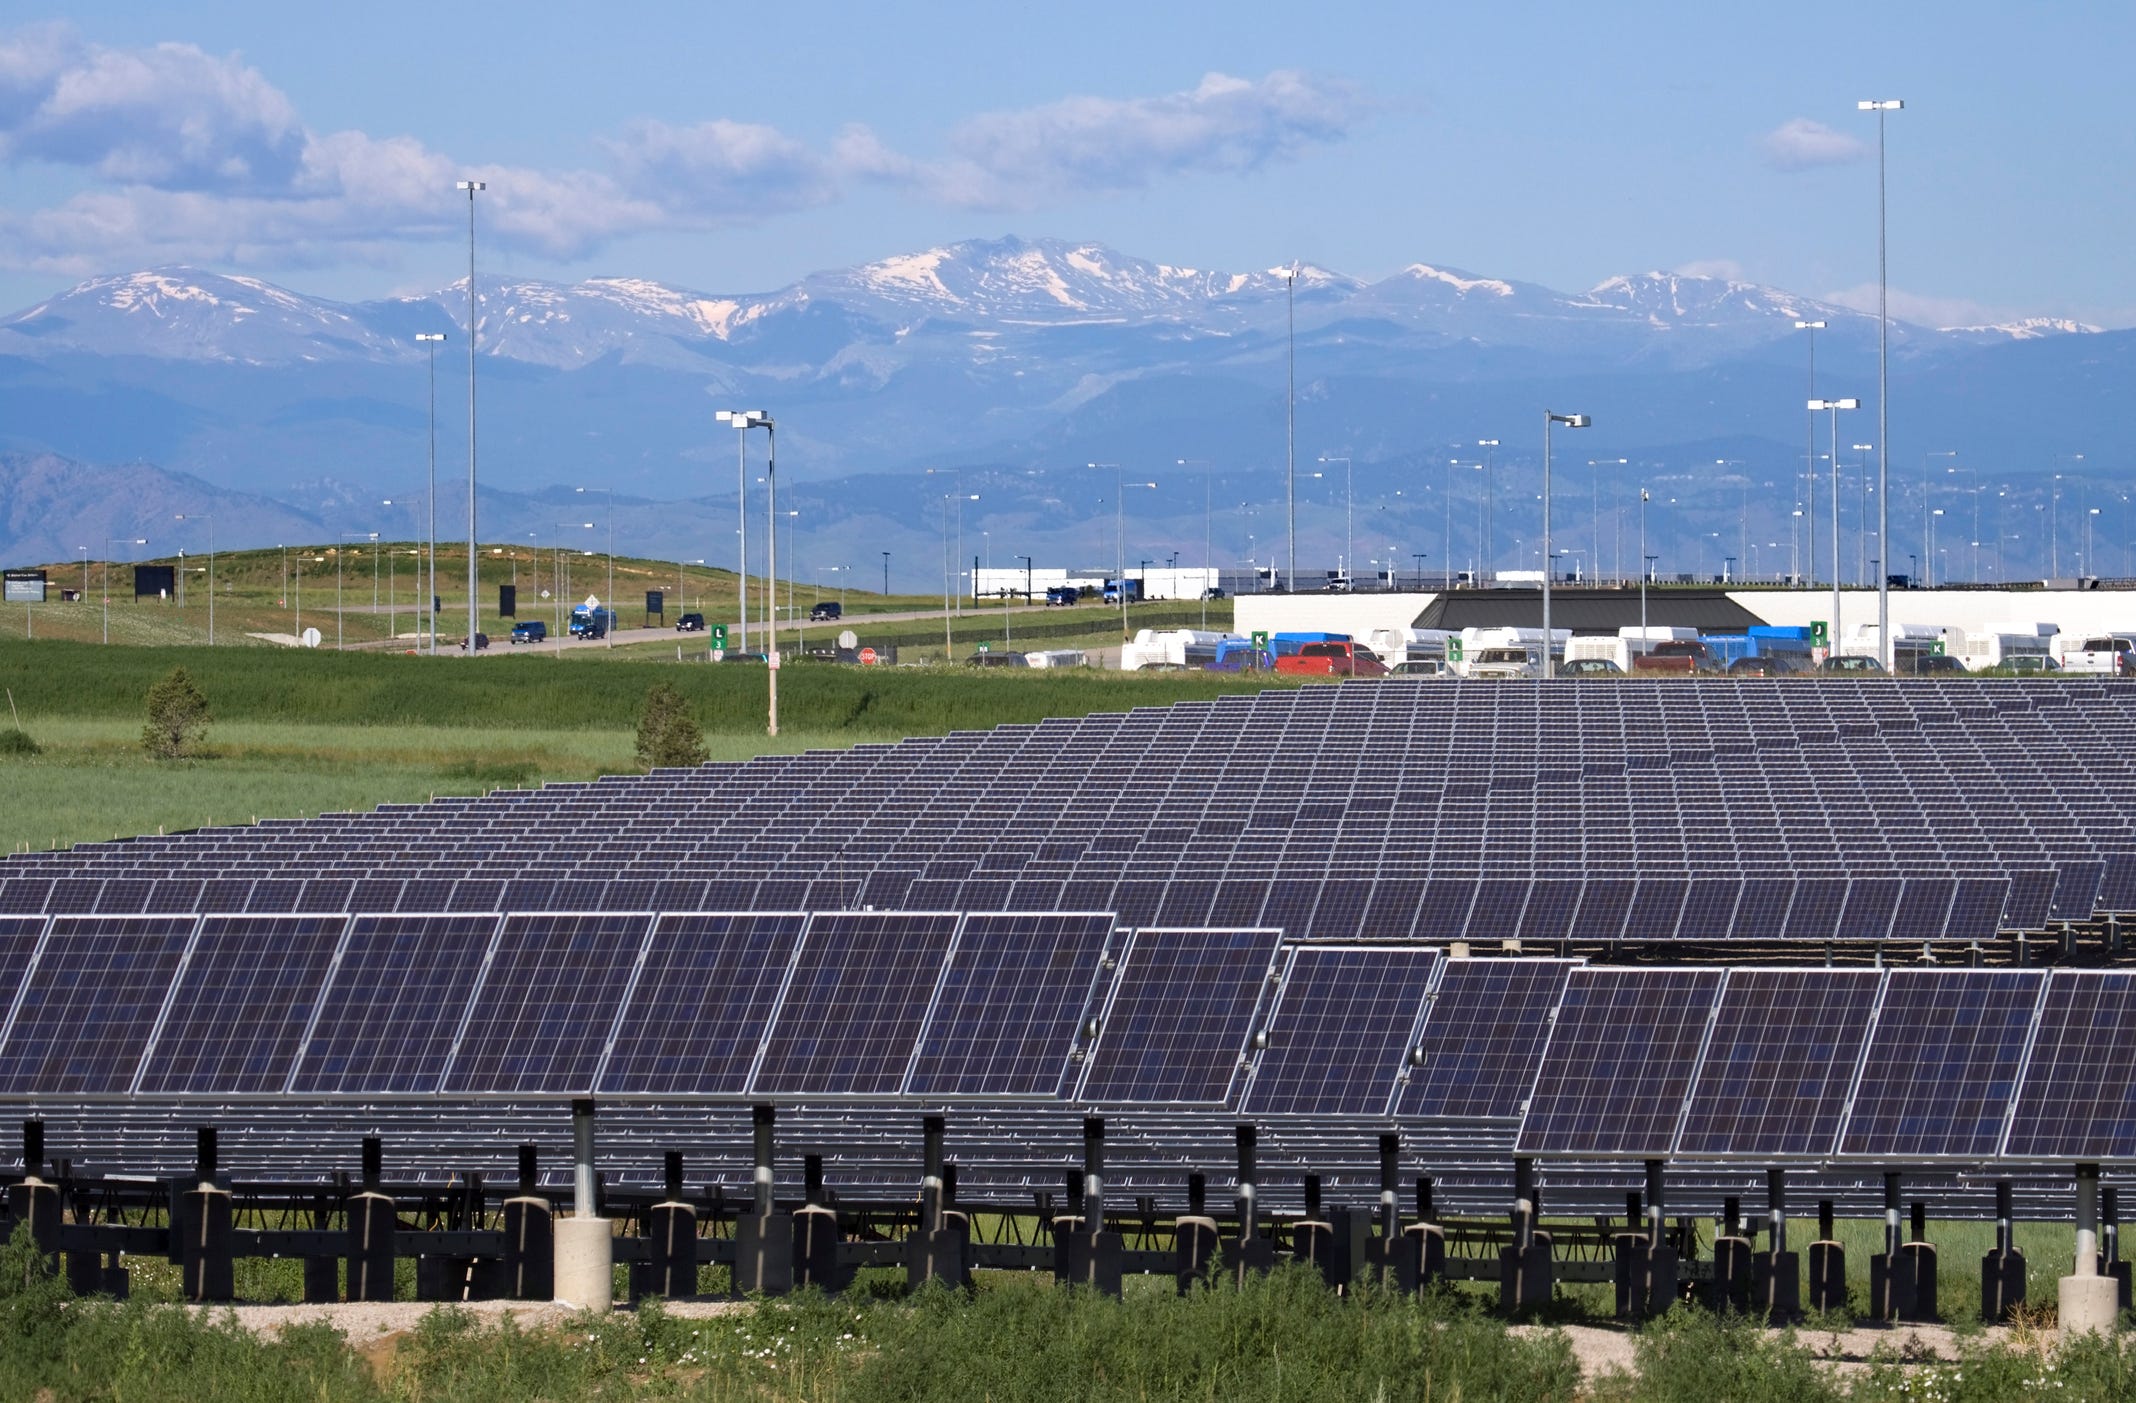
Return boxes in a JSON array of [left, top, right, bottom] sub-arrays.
[[846, 70, 1370, 210], [1673, 258, 1745, 282], [0, 29, 1368, 273], [1821, 281, 1999, 328], [1761, 117, 1868, 172]]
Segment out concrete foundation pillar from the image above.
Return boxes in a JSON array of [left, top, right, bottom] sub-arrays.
[[2062, 1163, 2121, 1336], [554, 1217, 614, 1309]]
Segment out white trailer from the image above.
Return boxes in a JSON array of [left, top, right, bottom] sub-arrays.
[[1455, 626, 1569, 679], [1025, 649, 1089, 669], [1365, 627, 1455, 669], [1956, 623, 2055, 673]]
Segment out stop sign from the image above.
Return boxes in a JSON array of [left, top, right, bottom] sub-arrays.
[[858, 646, 878, 666]]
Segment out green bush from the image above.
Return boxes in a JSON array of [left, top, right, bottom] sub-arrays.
[[635, 681, 708, 770], [141, 664, 212, 758], [0, 727, 38, 756]]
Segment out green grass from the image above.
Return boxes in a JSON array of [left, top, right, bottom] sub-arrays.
[[0, 640, 1305, 850]]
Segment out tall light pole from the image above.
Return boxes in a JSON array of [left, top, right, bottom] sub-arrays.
[[454, 180, 485, 658], [1923, 450, 1957, 582], [1853, 443, 1875, 585], [1858, 98, 1902, 666], [1285, 261, 1299, 591], [1541, 412, 1591, 679], [1477, 439, 1500, 579], [174, 513, 214, 644], [785, 508, 799, 627], [416, 332, 447, 653], [381, 501, 405, 640], [1179, 458, 1212, 627], [1809, 398, 1860, 648], [1795, 320, 1826, 587], [576, 485, 614, 648], [77, 547, 90, 610], [337, 532, 376, 649], [925, 469, 974, 614], [1318, 455, 1352, 582], [717, 410, 778, 733], [1587, 459, 1625, 583], [1639, 488, 1651, 639], [102, 536, 146, 644], [881, 551, 890, 597]]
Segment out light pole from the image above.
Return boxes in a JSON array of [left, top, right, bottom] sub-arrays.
[[575, 486, 615, 648], [2049, 454, 2084, 578], [77, 547, 90, 610], [553, 522, 592, 651], [102, 536, 146, 643], [1795, 319, 1826, 587], [713, 408, 755, 651], [381, 501, 406, 640], [1715, 459, 1748, 586], [1922, 450, 1957, 583], [1858, 97, 1902, 668], [2087, 507, 2100, 580], [881, 551, 890, 598], [1541, 412, 1591, 678], [416, 332, 447, 653], [925, 469, 974, 614], [1809, 398, 1860, 650], [173, 513, 215, 644], [1639, 488, 1651, 638], [1853, 443, 1875, 584], [454, 181, 485, 657], [337, 532, 376, 649], [1318, 455, 1352, 583], [786, 508, 799, 628], [1929, 510, 1944, 586], [1286, 261, 1299, 592], [717, 410, 778, 733], [1478, 439, 1500, 577], [1587, 459, 1625, 583]]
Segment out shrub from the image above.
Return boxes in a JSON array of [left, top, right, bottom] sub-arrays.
[[0, 728, 38, 756], [635, 682, 708, 770], [141, 666, 212, 758]]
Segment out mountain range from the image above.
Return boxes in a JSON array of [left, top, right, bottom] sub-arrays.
[[0, 236, 2127, 582]]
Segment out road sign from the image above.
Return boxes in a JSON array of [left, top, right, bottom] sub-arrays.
[[711, 624, 728, 648], [1251, 630, 1269, 649], [977, 640, 992, 653], [300, 627, 322, 649], [859, 646, 879, 666], [1810, 621, 1829, 647], [1448, 638, 1464, 662]]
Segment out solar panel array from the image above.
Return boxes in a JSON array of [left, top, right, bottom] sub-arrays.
[[1, 906, 2131, 1163], [4, 681, 2135, 946]]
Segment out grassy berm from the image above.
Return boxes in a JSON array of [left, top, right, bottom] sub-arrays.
[[0, 640, 1301, 852]]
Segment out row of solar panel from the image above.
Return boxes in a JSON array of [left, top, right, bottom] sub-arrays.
[[0, 873, 2038, 940], [6, 909, 2135, 1160]]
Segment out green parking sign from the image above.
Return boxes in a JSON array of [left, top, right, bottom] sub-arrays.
[[711, 624, 728, 648], [1810, 621, 1828, 647], [1448, 638, 1464, 662], [977, 640, 992, 652], [1251, 630, 1269, 650]]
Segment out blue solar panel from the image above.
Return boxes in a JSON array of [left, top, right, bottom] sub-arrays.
[[2003, 971, 2136, 1159], [137, 916, 347, 1094], [0, 917, 50, 1046], [752, 912, 960, 1095], [1517, 968, 1724, 1155], [1395, 958, 1574, 1120], [0, 916, 196, 1094], [598, 913, 806, 1095], [1077, 927, 1281, 1105], [1674, 969, 1883, 1157], [1838, 970, 2044, 1159], [442, 914, 652, 1094], [289, 914, 500, 1094], [906, 912, 1114, 1098], [1242, 946, 1440, 1116]]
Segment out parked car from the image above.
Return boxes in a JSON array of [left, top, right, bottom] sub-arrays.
[[676, 612, 705, 632], [1726, 654, 1800, 677], [1820, 654, 1887, 674], [460, 632, 489, 652], [1045, 585, 1084, 607], [1899, 652, 1969, 675], [2005, 654, 2061, 675], [509, 620, 547, 645], [809, 601, 842, 622], [1561, 658, 1624, 677]]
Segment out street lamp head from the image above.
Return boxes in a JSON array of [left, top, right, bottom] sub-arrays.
[[1547, 412, 1591, 428], [1794, 320, 1827, 330], [1858, 99, 1904, 111], [1478, 438, 1499, 447], [416, 332, 447, 343], [456, 180, 487, 191]]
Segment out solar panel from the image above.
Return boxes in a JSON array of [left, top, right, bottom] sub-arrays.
[[0, 916, 196, 1095], [2003, 971, 2136, 1159], [1674, 969, 1883, 1157], [1242, 946, 1441, 1116], [598, 913, 807, 1095], [1076, 927, 1281, 1105], [1517, 968, 1723, 1156], [751, 912, 960, 1095], [288, 914, 501, 1094], [905, 912, 1114, 1098], [442, 914, 653, 1094], [0, 917, 51, 1046], [137, 916, 347, 1095], [1395, 958, 1576, 1119], [1838, 970, 2044, 1159]]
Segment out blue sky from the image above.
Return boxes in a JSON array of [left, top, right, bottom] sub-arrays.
[[4, 1, 2132, 325]]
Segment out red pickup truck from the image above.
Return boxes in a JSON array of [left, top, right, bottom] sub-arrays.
[[1273, 640, 1389, 677], [1630, 640, 1719, 675]]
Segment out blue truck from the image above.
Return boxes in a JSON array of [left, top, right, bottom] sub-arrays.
[[569, 604, 620, 639]]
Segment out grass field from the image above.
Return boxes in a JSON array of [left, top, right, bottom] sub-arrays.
[[0, 637, 1298, 851]]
